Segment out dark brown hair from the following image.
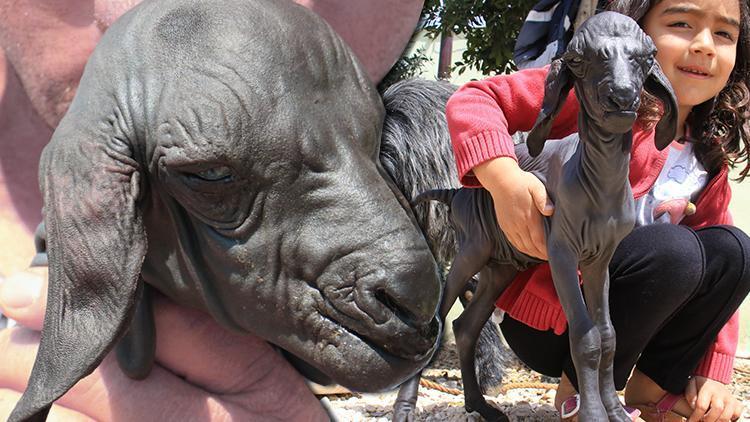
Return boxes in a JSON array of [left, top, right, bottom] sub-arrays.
[[609, 0, 750, 180]]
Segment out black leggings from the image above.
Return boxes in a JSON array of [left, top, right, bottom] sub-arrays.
[[500, 224, 750, 393]]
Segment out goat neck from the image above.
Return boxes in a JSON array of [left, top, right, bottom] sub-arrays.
[[575, 108, 632, 193]]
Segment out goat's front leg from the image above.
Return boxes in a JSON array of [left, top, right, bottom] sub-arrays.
[[454, 264, 515, 422], [580, 261, 631, 422], [392, 244, 490, 422], [548, 242, 607, 421]]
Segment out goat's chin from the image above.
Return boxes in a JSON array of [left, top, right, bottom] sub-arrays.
[[603, 111, 638, 133]]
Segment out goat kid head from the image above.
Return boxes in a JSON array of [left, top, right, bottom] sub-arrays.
[[528, 12, 678, 157]]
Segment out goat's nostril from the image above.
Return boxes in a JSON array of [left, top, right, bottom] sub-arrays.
[[607, 84, 639, 110], [375, 288, 421, 328], [610, 94, 633, 109]]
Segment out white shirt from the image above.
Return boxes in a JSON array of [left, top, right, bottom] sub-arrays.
[[634, 141, 708, 226]]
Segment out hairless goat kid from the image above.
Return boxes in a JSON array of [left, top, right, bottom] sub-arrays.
[[418, 12, 678, 421], [9, 0, 452, 420]]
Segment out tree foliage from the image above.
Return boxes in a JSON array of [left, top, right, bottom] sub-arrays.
[[423, 0, 537, 75]]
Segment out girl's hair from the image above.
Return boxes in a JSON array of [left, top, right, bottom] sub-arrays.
[[608, 0, 750, 181]]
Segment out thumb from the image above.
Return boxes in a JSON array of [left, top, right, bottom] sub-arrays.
[[529, 179, 554, 216], [685, 378, 698, 409], [0, 268, 47, 331]]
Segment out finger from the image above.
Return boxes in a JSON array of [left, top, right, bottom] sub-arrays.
[[498, 217, 533, 257], [150, 295, 327, 417], [718, 399, 735, 422], [529, 179, 554, 216], [511, 228, 543, 259], [0, 326, 263, 421], [688, 390, 712, 422], [0, 388, 95, 422], [731, 401, 744, 421], [0, 268, 47, 331], [685, 378, 698, 409], [703, 397, 725, 422], [527, 216, 548, 260], [500, 215, 543, 259]]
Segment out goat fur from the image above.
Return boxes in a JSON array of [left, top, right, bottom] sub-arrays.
[[380, 79, 512, 418]]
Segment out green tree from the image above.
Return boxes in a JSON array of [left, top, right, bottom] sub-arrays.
[[379, 0, 537, 91], [423, 0, 538, 75]]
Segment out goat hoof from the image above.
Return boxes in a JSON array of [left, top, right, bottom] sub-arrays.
[[465, 401, 508, 422], [392, 404, 416, 422], [608, 407, 636, 422]]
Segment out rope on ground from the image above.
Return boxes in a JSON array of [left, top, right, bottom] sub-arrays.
[[734, 365, 750, 377], [419, 379, 557, 396], [498, 382, 558, 394], [420, 378, 462, 395]]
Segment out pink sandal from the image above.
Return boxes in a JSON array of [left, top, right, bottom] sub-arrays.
[[630, 393, 686, 422], [559, 394, 642, 421]]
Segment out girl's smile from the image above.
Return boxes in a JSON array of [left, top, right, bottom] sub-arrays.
[[642, 0, 740, 130], [676, 64, 711, 77]]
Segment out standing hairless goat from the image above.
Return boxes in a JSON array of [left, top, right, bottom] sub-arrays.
[[419, 12, 678, 421]]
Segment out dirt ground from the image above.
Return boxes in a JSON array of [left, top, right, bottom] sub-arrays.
[[324, 340, 750, 421]]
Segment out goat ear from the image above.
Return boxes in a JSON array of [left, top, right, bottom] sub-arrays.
[[10, 116, 146, 421], [644, 62, 678, 150], [527, 59, 574, 157]]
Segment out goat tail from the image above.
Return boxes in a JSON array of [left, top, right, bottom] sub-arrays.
[[413, 188, 459, 207]]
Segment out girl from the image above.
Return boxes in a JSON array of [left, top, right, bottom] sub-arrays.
[[446, 0, 750, 420]]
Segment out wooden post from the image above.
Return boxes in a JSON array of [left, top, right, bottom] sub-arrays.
[[437, 31, 453, 80], [574, 0, 597, 29]]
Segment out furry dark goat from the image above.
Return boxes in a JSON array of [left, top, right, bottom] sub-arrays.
[[380, 79, 512, 420], [420, 12, 678, 421]]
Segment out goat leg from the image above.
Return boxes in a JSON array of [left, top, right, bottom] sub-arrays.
[[548, 241, 608, 421], [392, 245, 490, 421], [580, 262, 632, 422], [393, 374, 420, 422], [454, 264, 515, 422], [460, 277, 508, 396]]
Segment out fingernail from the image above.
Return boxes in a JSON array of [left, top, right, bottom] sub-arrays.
[[544, 204, 555, 212], [0, 272, 42, 309]]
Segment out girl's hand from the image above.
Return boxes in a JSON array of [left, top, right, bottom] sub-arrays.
[[685, 376, 744, 422], [0, 269, 328, 421], [474, 157, 554, 260]]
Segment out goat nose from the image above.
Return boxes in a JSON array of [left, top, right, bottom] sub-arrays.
[[380, 261, 441, 328], [607, 84, 638, 110]]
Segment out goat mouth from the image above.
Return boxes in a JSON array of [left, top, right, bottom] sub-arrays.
[[318, 296, 441, 362], [603, 110, 638, 131]]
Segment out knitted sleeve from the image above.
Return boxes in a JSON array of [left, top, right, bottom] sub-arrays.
[[445, 66, 579, 187]]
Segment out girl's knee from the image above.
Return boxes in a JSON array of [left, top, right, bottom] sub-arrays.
[[697, 225, 750, 293], [626, 224, 704, 278]]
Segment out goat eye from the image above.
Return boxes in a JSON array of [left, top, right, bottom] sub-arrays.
[[642, 57, 655, 72], [191, 166, 233, 182]]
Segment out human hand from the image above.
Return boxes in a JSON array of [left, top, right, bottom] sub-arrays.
[[473, 156, 554, 259], [0, 269, 327, 421], [685, 376, 744, 422]]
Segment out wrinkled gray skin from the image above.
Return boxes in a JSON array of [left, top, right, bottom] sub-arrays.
[[418, 13, 678, 422], [10, 1, 445, 420]]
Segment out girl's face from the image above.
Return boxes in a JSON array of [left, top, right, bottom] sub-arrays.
[[642, 0, 740, 117]]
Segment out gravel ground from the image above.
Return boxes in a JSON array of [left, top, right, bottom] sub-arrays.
[[324, 340, 750, 421]]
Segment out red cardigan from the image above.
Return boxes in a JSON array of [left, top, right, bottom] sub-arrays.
[[446, 66, 736, 383]]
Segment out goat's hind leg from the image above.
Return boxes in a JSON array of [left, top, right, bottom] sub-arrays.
[[548, 244, 607, 421], [460, 277, 509, 396], [580, 262, 631, 422], [454, 264, 515, 422]]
